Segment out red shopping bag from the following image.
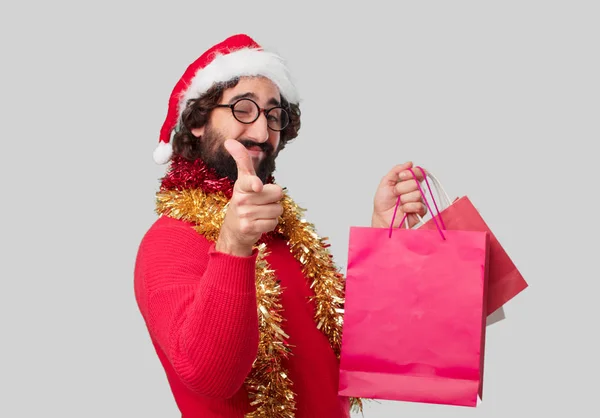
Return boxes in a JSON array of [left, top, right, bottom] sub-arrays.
[[416, 167, 528, 315], [339, 169, 490, 407]]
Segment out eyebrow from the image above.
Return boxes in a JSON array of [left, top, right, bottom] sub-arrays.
[[228, 92, 281, 107]]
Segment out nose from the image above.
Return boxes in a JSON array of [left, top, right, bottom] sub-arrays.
[[245, 111, 270, 143]]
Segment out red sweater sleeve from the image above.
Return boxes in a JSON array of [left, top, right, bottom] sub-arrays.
[[134, 218, 259, 399]]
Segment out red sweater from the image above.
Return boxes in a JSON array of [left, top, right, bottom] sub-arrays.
[[134, 215, 351, 417]]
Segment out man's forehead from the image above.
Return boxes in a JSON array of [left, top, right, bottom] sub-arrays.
[[223, 78, 282, 105], [225, 91, 281, 107]]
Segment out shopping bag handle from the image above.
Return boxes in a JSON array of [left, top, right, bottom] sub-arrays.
[[402, 167, 451, 229], [418, 167, 452, 209], [416, 166, 447, 230], [389, 167, 446, 240]]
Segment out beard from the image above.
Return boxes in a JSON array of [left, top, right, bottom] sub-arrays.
[[198, 123, 278, 184]]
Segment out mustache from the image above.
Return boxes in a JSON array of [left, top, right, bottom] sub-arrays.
[[237, 139, 274, 154]]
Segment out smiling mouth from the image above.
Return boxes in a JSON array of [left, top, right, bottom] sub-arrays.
[[246, 148, 264, 158]]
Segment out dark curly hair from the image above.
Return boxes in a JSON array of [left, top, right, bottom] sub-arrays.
[[172, 78, 301, 161]]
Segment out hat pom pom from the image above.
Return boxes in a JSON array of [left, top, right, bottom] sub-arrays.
[[153, 141, 173, 165]]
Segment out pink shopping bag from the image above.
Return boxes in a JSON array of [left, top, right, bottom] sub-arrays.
[[416, 167, 528, 316], [339, 169, 490, 407]]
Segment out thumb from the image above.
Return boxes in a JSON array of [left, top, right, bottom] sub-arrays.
[[383, 161, 414, 184], [224, 139, 256, 176]]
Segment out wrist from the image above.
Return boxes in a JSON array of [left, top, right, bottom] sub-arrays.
[[216, 231, 253, 257], [371, 212, 387, 228]]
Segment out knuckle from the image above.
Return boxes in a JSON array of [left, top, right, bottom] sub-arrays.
[[239, 220, 252, 235], [269, 185, 284, 200], [407, 191, 420, 202], [238, 208, 250, 219], [235, 194, 249, 206], [401, 192, 416, 203], [403, 202, 418, 213], [268, 220, 278, 232]]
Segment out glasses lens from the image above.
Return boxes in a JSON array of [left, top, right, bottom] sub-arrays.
[[232, 99, 259, 123], [266, 107, 289, 131]]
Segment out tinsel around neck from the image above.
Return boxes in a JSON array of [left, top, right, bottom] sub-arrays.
[[160, 155, 275, 198]]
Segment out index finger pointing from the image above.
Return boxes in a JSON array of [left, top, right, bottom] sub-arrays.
[[224, 139, 256, 177]]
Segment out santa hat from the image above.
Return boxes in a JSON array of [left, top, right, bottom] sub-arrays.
[[153, 33, 300, 164]]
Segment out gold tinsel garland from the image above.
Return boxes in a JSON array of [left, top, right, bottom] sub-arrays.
[[155, 187, 363, 417]]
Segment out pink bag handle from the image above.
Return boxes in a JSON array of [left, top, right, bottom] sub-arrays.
[[388, 167, 446, 240], [416, 166, 447, 230]]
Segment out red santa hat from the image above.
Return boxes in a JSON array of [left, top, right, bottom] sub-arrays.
[[153, 34, 300, 164]]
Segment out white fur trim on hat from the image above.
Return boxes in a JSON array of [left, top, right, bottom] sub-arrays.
[[178, 48, 299, 117], [153, 141, 173, 165]]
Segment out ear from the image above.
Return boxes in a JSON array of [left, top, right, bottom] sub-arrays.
[[191, 127, 204, 138]]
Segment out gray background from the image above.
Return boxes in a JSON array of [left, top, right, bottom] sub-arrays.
[[1, 0, 598, 417]]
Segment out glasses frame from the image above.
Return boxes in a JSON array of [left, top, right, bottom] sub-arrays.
[[214, 98, 290, 132]]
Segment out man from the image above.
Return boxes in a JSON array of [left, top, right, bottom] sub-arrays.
[[134, 34, 427, 418]]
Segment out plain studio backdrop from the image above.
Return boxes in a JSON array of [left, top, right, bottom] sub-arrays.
[[1, 1, 597, 417]]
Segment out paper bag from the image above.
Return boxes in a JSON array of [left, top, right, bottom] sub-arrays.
[[339, 169, 490, 407], [417, 168, 528, 315]]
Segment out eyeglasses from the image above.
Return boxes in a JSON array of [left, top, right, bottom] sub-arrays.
[[214, 98, 290, 131]]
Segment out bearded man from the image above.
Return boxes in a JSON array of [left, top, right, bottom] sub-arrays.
[[134, 34, 427, 418]]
